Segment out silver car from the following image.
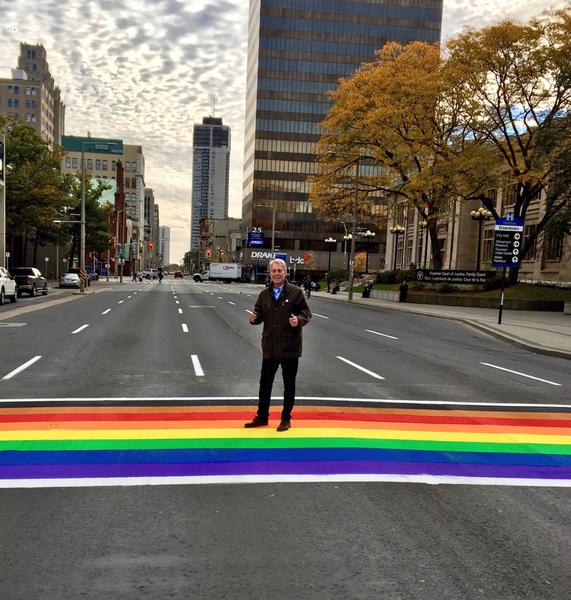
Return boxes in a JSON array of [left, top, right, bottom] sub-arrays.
[[59, 272, 81, 289], [0, 266, 18, 304]]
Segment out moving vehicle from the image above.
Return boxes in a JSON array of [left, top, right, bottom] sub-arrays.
[[10, 267, 48, 297], [194, 263, 242, 283], [0, 266, 18, 305], [142, 269, 159, 279], [59, 272, 81, 289]]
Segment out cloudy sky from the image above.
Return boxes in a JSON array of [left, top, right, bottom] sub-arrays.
[[0, 0, 567, 262]]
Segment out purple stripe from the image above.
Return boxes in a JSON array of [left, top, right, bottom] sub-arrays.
[[1, 461, 571, 479]]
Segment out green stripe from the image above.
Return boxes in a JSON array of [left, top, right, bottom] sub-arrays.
[[1, 438, 570, 455]]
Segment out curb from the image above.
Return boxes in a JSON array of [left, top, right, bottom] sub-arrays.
[[316, 292, 571, 361]]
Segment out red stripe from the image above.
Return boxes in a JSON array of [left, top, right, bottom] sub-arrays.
[[0, 411, 569, 428]]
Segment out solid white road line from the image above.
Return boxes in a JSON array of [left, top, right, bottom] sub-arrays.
[[366, 329, 399, 340], [1, 355, 42, 380], [312, 313, 329, 319], [228, 301, 236, 306], [181, 323, 189, 333], [101, 309, 111, 315], [481, 362, 561, 386], [191, 354, 204, 377], [1, 396, 570, 408], [178, 308, 183, 314], [2, 474, 568, 489], [118, 300, 124, 304], [71, 324, 90, 334], [336, 356, 385, 380]]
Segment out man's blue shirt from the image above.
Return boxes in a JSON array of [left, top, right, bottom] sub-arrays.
[[273, 284, 284, 301]]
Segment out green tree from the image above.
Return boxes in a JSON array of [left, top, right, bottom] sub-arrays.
[[1, 117, 69, 266]]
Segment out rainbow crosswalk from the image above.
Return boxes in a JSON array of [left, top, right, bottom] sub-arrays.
[[0, 404, 570, 487]]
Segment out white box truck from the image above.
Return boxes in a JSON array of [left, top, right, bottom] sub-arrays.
[[208, 263, 242, 283]]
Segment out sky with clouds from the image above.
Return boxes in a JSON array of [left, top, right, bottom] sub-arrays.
[[0, 0, 567, 262]]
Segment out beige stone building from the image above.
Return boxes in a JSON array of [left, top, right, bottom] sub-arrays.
[[385, 186, 570, 283], [0, 43, 65, 146]]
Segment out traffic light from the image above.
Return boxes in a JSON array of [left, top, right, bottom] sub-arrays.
[[149, 242, 154, 250]]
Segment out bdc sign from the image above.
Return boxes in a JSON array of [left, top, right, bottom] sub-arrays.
[[492, 215, 524, 269]]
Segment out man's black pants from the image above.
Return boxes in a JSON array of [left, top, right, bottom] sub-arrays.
[[257, 358, 299, 422]]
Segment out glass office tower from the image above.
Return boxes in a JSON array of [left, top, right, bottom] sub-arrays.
[[242, 0, 443, 272]]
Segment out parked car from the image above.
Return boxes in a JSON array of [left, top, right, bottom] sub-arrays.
[[142, 269, 159, 279], [0, 266, 18, 305], [174, 271, 183, 278], [59, 272, 81, 289], [66, 268, 90, 286], [10, 267, 48, 297]]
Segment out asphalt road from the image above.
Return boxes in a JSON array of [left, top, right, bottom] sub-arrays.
[[0, 279, 569, 599]]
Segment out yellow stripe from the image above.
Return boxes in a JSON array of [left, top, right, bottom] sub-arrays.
[[0, 428, 569, 445]]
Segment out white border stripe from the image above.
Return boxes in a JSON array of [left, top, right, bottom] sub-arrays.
[[481, 362, 561, 386], [0, 474, 569, 489], [71, 324, 89, 334], [191, 355, 204, 377], [366, 329, 398, 340], [337, 356, 385, 380], [0, 396, 570, 408], [1, 356, 42, 380]]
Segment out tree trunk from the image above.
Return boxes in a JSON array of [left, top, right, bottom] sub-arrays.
[[32, 230, 39, 267]]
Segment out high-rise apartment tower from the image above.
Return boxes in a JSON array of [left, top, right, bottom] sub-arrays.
[[190, 117, 231, 251]]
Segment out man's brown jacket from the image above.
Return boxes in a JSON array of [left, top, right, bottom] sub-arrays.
[[251, 281, 312, 359]]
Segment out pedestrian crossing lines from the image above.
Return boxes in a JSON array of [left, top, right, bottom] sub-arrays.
[[0, 404, 569, 487]]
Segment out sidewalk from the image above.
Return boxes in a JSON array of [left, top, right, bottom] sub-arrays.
[[317, 290, 571, 360]]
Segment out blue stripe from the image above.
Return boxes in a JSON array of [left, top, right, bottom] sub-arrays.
[[0, 448, 570, 467]]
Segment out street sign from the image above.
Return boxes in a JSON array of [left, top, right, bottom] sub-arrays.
[[492, 216, 524, 268]]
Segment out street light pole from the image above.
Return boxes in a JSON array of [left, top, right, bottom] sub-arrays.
[[80, 144, 86, 292], [347, 158, 360, 302], [470, 208, 493, 270], [324, 236, 336, 291], [390, 225, 405, 271], [363, 229, 375, 273]]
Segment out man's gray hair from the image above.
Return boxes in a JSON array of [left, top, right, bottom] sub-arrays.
[[269, 258, 287, 272]]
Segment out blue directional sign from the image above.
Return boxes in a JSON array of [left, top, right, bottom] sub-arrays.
[[492, 215, 524, 268]]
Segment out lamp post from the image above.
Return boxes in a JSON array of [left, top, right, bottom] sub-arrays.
[[324, 236, 336, 291], [363, 229, 375, 273], [390, 225, 405, 271], [343, 234, 353, 271], [470, 207, 493, 270], [419, 220, 428, 268]]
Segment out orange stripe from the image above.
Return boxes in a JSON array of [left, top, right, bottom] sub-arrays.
[[1, 419, 570, 436]]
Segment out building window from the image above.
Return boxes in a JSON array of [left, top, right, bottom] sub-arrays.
[[25, 87, 31, 95], [112, 161, 116, 171], [102, 160, 108, 170], [87, 159, 93, 170], [30, 114, 36, 123], [483, 228, 494, 262], [31, 88, 36, 96], [13, 99, 19, 107], [25, 100, 30, 108], [7, 99, 12, 108], [65, 157, 71, 169], [32, 64, 37, 71], [125, 162, 130, 172], [25, 114, 31, 122], [13, 85, 19, 94], [544, 231, 564, 261], [31, 100, 36, 108], [72, 157, 78, 169], [523, 224, 537, 261], [95, 159, 102, 170]]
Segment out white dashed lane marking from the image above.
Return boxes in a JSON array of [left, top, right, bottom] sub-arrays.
[[336, 356, 385, 380], [182, 324, 189, 333], [1, 356, 42, 380], [191, 355, 204, 377], [102, 309, 111, 315], [481, 362, 561, 387], [365, 329, 398, 340], [71, 324, 90, 334]]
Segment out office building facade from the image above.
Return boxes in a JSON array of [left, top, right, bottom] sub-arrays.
[[242, 0, 443, 273], [191, 117, 231, 251], [0, 43, 65, 146]]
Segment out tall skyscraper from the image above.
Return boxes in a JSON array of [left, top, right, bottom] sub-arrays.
[[190, 117, 231, 251], [159, 226, 171, 266], [242, 0, 443, 271], [0, 43, 65, 146]]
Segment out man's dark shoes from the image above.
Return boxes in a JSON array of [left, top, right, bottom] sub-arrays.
[[244, 416, 269, 428], [276, 420, 291, 432]]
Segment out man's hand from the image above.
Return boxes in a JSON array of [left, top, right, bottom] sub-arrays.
[[249, 310, 258, 324], [289, 313, 298, 327]]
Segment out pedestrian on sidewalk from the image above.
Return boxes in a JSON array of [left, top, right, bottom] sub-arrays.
[[132, 271, 138, 282], [399, 278, 409, 302], [245, 258, 312, 432]]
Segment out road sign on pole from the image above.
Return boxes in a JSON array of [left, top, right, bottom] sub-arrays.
[[492, 217, 524, 269]]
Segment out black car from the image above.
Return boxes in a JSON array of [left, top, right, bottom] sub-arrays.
[[10, 267, 48, 297]]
